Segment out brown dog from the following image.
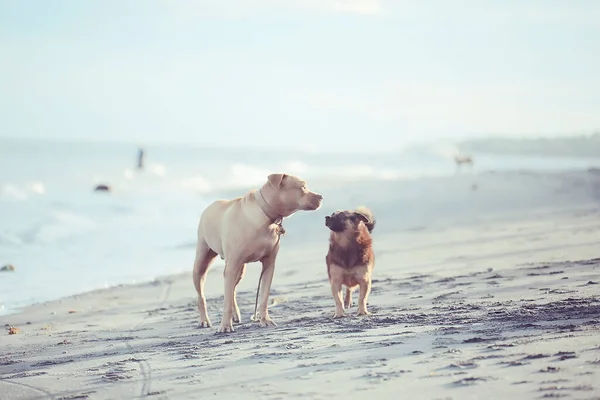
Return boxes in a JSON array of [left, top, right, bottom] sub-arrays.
[[325, 207, 376, 318], [193, 173, 323, 333]]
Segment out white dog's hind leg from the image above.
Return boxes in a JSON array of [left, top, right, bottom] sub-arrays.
[[217, 261, 241, 333], [232, 263, 246, 324], [193, 239, 217, 328], [258, 247, 279, 327]]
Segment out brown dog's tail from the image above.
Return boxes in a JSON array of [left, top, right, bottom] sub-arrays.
[[355, 206, 376, 233]]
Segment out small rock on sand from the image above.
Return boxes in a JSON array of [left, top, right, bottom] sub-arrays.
[[93, 184, 111, 192], [1, 264, 15, 272]]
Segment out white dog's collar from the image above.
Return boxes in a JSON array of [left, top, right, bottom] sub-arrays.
[[255, 188, 283, 225]]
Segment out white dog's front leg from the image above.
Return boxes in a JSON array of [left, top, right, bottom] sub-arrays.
[[217, 262, 239, 333], [258, 248, 279, 327]]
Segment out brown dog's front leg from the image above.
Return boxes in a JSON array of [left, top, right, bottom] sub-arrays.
[[258, 246, 279, 327], [331, 279, 346, 318], [217, 262, 240, 333], [357, 277, 372, 316]]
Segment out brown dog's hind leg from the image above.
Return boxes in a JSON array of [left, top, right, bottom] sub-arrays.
[[193, 239, 218, 328], [232, 263, 246, 324], [343, 287, 353, 309], [357, 277, 372, 316]]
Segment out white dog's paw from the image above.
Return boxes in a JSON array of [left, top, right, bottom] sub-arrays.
[[232, 307, 241, 324], [259, 317, 277, 328], [199, 318, 212, 328], [216, 321, 234, 333]]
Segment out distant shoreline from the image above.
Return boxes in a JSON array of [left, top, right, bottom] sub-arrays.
[[458, 133, 600, 158], [2, 132, 600, 157]]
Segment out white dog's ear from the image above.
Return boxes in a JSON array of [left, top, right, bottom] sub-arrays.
[[267, 173, 287, 188]]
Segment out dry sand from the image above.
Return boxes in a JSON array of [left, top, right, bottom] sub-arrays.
[[1, 172, 600, 400]]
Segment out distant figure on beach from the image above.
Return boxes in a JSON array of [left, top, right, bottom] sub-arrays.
[[1, 264, 15, 272], [137, 147, 145, 170], [454, 153, 474, 170]]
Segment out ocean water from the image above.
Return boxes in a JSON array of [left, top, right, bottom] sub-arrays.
[[1, 138, 598, 315]]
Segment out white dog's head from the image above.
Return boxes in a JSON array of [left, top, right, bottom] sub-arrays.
[[261, 173, 323, 218]]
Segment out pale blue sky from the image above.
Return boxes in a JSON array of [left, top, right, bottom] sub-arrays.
[[1, 0, 599, 150]]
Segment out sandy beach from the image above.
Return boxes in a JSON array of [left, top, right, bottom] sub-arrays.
[[1, 170, 600, 400], [3, 0, 600, 397]]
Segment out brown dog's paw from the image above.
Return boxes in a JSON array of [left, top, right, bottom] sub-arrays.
[[357, 309, 371, 316], [333, 311, 346, 318]]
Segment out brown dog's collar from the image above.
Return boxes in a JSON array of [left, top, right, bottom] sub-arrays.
[[255, 188, 283, 226]]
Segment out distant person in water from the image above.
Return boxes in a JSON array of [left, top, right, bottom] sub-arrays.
[[137, 147, 145, 170]]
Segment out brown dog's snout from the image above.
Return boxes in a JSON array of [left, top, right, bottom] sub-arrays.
[[325, 213, 346, 232]]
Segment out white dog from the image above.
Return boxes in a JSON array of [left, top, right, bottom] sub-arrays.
[[192, 173, 323, 333]]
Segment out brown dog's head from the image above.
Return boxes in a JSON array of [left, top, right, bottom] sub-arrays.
[[261, 173, 323, 218], [325, 206, 375, 234]]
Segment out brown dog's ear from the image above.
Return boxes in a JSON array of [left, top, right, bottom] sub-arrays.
[[354, 207, 375, 233], [267, 173, 287, 188]]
